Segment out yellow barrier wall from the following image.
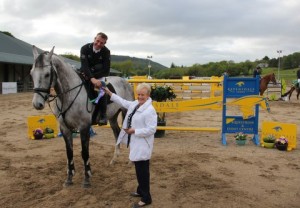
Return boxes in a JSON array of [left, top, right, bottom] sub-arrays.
[[129, 76, 223, 99], [261, 121, 297, 151], [27, 115, 59, 139]]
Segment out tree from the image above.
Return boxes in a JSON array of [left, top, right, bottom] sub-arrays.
[[268, 58, 278, 67], [0, 31, 14, 37], [170, 62, 176, 68], [111, 60, 134, 76], [262, 56, 270, 61], [60, 53, 80, 61]]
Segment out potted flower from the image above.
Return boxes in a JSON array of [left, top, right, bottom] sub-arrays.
[[275, 136, 288, 151], [33, 128, 44, 140], [44, 127, 55, 139], [150, 84, 176, 138], [234, 132, 247, 145], [262, 134, 276, 149]]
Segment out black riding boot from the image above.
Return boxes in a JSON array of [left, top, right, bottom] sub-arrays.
[[92, 103, 100, 125], [97, 95, 108, 126]]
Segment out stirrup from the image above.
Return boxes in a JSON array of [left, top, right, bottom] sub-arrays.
[[98, 119, 107, 126]]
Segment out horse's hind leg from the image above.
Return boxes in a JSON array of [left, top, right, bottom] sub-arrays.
[[109, 110, 123, 165], [282, 87, 293, 100], [111, 144, 121, 165], [289, 87, 295, 100], [80, 127, 92, 188], [62, 128, 75, 187]]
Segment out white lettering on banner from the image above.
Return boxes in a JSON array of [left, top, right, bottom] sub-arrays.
[[2, 82, 17, 94]]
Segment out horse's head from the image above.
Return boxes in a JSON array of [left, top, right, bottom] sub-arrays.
[[270, 73, 277, 85], [31, 46, 56, 110]]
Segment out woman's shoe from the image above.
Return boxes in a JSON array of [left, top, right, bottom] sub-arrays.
[[130, 192, 141, 197], [132, 201, 151, 207]]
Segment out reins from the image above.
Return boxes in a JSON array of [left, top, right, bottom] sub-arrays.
[[53, 83, 84, 118]]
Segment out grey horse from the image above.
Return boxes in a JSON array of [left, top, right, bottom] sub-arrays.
[[31, 46, 134, 188]]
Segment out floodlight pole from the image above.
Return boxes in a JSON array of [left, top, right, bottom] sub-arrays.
[[277, 50, 282, 81], [147, 56, 152, 77]]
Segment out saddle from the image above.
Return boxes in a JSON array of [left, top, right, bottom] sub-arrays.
[[76, 70, 115, 104]]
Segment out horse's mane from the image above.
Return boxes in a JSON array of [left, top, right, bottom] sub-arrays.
[[52, 54, 72, 68], [262, 73, 274, 78], [49, 54, 79, 78], [45, 53, 82, 93]]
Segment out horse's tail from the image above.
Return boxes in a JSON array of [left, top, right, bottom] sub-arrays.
[[120, 108, 126, 120], [281, 86, 294, 98], [281, 89, 291, 97]]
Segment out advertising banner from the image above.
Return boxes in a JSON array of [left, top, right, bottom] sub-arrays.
[[2, 82, 17, 94]]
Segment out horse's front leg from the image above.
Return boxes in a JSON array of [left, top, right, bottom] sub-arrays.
[[80, 127, 92, 188], [62, 131, 75, 187]]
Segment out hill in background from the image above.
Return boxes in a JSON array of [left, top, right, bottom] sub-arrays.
[[111, 54, 168, 72]]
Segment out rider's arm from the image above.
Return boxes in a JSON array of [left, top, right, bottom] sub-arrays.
[[80, 44, 93, 80]]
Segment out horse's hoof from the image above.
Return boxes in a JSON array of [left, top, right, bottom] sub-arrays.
[[64, 180, 73, 187], [82, 181, 91, 188]]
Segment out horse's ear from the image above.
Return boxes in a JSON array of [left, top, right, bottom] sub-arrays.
[[49, 46, 55, 58], [32, 45, 39, 60]]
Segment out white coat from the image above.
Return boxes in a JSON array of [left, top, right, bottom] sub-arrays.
[[111, 93, 157, 162]]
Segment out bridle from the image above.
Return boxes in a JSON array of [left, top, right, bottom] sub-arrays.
[[32, 60, 86, 118], [33, 62, 56, 102]]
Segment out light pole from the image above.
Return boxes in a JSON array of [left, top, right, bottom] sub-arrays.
[[147, 56, 152, 77], [277, 50, 282, 81]]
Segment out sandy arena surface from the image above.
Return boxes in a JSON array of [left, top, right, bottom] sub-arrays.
[[0, 92, 299, 208]]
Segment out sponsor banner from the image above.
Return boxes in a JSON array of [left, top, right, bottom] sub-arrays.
[[2, 82, 17, 94]]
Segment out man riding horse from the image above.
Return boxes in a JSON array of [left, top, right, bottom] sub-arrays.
[[80, 32, 110, 126], [253, 66, 262, 78]]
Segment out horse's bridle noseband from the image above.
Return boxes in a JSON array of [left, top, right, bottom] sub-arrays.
[[33, 62, 56, 101]]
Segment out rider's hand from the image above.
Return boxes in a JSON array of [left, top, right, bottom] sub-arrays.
[[50, 87, 56, 96], [91, 78, 101, 87]]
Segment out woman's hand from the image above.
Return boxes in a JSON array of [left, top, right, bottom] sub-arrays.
[[123, 128, 135, 134], [103, 87, 112, 96]]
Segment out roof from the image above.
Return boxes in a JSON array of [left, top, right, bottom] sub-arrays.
[[0, 32, 37, 65], [0, 32, 121, 74]]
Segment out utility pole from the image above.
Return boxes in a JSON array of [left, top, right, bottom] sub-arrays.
[[147, 55, 152, 78], [277, 50, 282, 81]]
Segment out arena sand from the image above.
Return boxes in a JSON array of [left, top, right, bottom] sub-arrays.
[[0, 92, 299, 208]]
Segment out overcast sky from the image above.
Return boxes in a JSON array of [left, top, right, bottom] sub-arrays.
[[1, 0, 299, 67]]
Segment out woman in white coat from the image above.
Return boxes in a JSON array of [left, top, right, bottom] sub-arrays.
[[104, 83, 157, 207]]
